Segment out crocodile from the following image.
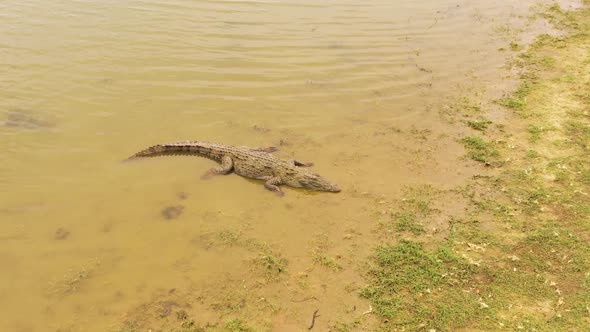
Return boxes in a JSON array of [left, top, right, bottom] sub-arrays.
[[126, 140, 341, 196]]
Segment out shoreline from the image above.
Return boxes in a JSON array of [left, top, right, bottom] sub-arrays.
[[359, 1, 590, 331]]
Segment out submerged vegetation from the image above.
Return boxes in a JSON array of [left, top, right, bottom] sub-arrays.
[[460, 136, 500, 165], [381, 185, 438, 235], [467, 118, 492, 131]]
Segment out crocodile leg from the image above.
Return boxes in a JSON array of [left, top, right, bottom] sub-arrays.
[[264, 176, 284, 197], [290, 159, 314, 167], [251, 146, 278, 153], [201, 155, 233, 179]]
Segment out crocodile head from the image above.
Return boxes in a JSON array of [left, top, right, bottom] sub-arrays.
[[288, 170, 341, 192]]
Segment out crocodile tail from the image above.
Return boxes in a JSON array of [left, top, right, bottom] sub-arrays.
[[126, 144, 169, 159], [125, 142, 208, 161]]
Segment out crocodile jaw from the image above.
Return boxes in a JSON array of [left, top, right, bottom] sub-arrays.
[[288, 171, 341, 192]]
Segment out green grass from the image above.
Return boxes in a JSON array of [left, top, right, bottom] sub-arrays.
[[223, 319, 252, 332], [467, 118, 492, 131], [330, 321, 357, 332], [497, 80, 534, 111], [177, 319, 207, 332], [457, 96, 482, 113], [540, 4, 581, 30], [382, 185, 437, 235], [361, 241, 486, 330], [529, 34, 567, 49], [581, 168, 590, 185], [564, 120, 590, 148], [393, 211, 425, 235], [255, 254, 287, 280], [527, 124, 552, 142], [519, 54, 556, 68], [509, 41, 522, 51], [460, 136, 500, 165], [310, 233, 344, 271], [526, 149, 539, 158], [313, 254, 343, 271]]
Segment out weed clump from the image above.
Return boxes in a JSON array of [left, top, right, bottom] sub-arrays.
[[255, 254, 287, 280], [467, 118, 492, 131], [497, 80, 534, 111], [527, 124, 552, 142], [460, 136, 500, 165], [565, 120, 590, 148], [393, 211, 425, 235], [311, 234, 343, 271], [526, 150, 539, 158], [509, 41, 522, 51], [313, 254, 343, 271], [224, 318, 252, 332], [382, 185, 438, 235]]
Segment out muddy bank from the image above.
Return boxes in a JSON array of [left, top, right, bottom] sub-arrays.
[[361, 2, 590, 330]]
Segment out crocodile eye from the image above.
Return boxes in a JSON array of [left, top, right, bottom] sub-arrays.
[[299, 174, 324, 189]]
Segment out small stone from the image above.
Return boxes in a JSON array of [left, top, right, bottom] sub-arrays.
[[252, 125, 271, 133], [54, 228, 70, 240], [161, 205, 184, 220]]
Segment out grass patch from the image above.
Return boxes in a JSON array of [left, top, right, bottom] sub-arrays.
[[581, 168, 590, 185], [509, 41, 522, 51], [460, 136, 500, 165], [330, 321, 356, 332], [224, 318, 252, 332], [530, 33, 567, 49], [361, 241, 487, 330], [445, 96, 482, 116], [253, 254, 287, 280], [564, 120, 590, 148], [458, 96, 482, 113], [497, 80, 534, 111], [526, 149, 539, 158], [502, 169, 550, 214], [382, 185, 438, 235], [393, 211, 425, 235], [310, 233, 343, 271], [527, 124, 552, 142], [177, 319, 207, 332], [467, 118, 492, 131], [47, 259, 101, 297], [313, 254, 343, 271], [539, 4, 581, 30]]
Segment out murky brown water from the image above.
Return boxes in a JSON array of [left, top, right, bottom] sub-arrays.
[[0, 0, 564, 331]]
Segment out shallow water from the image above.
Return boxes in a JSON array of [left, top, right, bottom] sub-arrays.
[[0, 0, 558, 330]]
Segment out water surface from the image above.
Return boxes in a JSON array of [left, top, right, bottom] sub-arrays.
[[0, 0, 555, 330]]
